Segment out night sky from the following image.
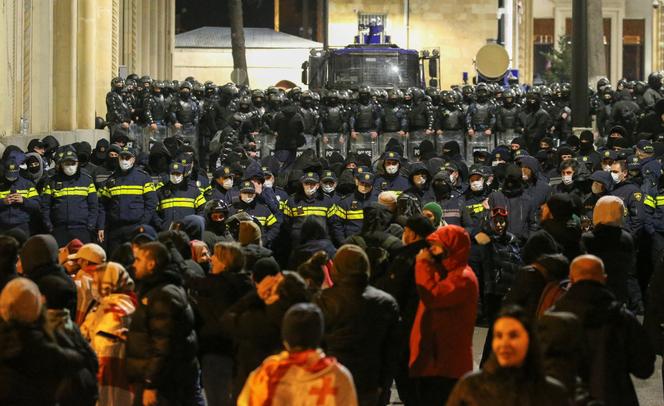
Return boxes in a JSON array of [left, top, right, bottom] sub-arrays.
[[176, 0, 275, 33]]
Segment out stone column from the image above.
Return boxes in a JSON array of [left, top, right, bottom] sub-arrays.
[[141, 0, 150, 75], [149, 1, 158, 76], [157, 0, 166, 78], [30, 0, 53, 134], [53, 0, 77, 130], [96, 0, 113, 121], [0, 0, 14, 136], [77, 0, 97, 129], [165, 0, 175, 79]]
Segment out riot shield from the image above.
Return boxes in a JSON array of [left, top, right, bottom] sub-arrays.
[[349, 132, 378, 161], [126, 123, 143, 152], [168, 124, 199, 156], [466, 131, 493, 163], [495, 129, 515, 149], [380, 132, 406, 155], [255, 132, 277, 159], [407, 130, 427, 160], [436, 130, 465, 159], [320, 133, 347, 159], [142, 124, 168, 153], [297, 133, 318, 157]]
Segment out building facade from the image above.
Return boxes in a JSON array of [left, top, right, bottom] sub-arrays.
[[0, 0, 175, 139]]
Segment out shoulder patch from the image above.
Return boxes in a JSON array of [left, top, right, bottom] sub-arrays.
[[634, 192, 642, 202]]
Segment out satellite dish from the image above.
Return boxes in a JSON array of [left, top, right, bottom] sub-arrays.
[[475, 44, 510, 80]]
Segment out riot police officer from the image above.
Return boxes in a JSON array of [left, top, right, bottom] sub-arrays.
[[349, 86, 382, 160], [98, 147, 157, 256], [41, 149, 98, 246], [465, 83, 496, 162], [319, 90, 349, 158], [106, 77, 132, 138], [299, 90, 320, 153], [438, 90, 466, 158], [496, 88, 521, 148], [406, 87, 435, 159], [380, 89, 408, 155], [169, 81, 201, 155]]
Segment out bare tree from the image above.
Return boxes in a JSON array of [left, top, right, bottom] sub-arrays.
[[229, 0, 250, 86], [587, 0, 606, 87]]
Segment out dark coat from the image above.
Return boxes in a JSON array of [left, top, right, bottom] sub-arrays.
[[188, 271, 253, 356], [503, 265, 548, 320], [552, 280, 655, 406], [125, 266, 199, 390], [0, 321, 86, 406], [26, 263, 77, 317], [315, 276, 401, 394], [289, 238, 337, 270], [581, 225, 634, 304], [446, 357, 569, 406], [540, 219, 584, 263]]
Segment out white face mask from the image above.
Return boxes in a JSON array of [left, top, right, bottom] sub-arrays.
[[413, 175, 426, 186], [222, 178, 233, 190], [119, 158, 134, 171], [470, 180, 484, 192], [241, 194, 255, 204], [449, 173, 458, 184], [562, 174, 574, 185], [492, 161, 503, 167], [263, 179, 274, 188], [170, 174, 183, 185], [358, 183, 372, 195], [322, 184, 335, 194], [304, 184, 319, 197], [522, 174, 529, 181], [63, 163, 78, 176], [611, 172, 622, 183], [602, 165, 611, 172], [591, 182, 604, 195], [385, 164, 399, 175]]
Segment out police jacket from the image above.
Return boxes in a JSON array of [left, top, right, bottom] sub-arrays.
[[232, 197, 281, 248], [335, 189, 379, 240], [282, 191, 343, 245], [373, 173, 410, 196], [463, 189, 490, 237], [0, 176, 41, 228], [207, 183, 239, 206], [640, 157, 661, 191], [98, 167, 157, 229], [41, 171, 98, 231], [611, 180, 645, 238], [643, 183, 664, 234], [154, 180, 206, 231]]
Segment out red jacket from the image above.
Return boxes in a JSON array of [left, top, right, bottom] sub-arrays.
[[409, 225, 479, 379]]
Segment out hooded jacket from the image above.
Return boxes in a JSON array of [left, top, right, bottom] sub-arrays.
[[519, 155, 551, 210], [410, 225, 479, 378], [488, 164, 538, 244]]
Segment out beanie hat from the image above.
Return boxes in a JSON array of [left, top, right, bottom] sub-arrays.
[[593, 195, 625, 227], [20, 234, 59, 275], [65, 239, 84, 254], [405, 214, 436, 239], [0, 277, 42, 324], [377, 191, 398, 213], [423, 202, 443, 226], [238, 221, 262, 246], [282, 303, 324, 350], [252, 256, 281, 283], [333, 244, 370, 280], [522, 230, 561, 265], [546, 193, 575, 220]]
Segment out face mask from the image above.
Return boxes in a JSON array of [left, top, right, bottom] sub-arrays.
[[358, 183, 372, 195], [63, 164, 78, 176], [322, 184, 335, 194], [263, 179, 274, 188], [562, 175, 573, 185], [119, 159, 134, 171], [611, 172, 622, 183], [522, 174, 529, 182], [304, 185, 319, 197], [449, 173, 458, 184], [222, 178, 233, 190], [241, 195, 255, 204], [602, 165, 611, 172], [413, 175, 426, 186], [591, 182, 604, 195], [385, 164, 399, 175], [170, 174, 183, 185], [470, 180, 484, 192]]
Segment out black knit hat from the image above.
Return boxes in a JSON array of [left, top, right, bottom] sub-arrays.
[[546, 193, 575, 220], [281, 303, 324, 349], [252, 257, 281, 283], [406, 214, 436, 239], [20, 234, 58, 275], [522, 230, 561, 265]]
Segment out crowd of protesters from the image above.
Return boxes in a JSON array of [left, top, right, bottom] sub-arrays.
[[3, 71, 664, 405]]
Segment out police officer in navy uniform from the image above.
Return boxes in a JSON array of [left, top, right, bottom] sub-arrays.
[[335, 170, 378, 241], [320, 170, 342, 204], [636, 139, 662, 191], [374, 151, 410, 196], [282, 171, 344, 247], [0, 158, 41, 235], [207, 165, 238, 205], [233, 180, 281, 248], [41, 149, 98, 246], [98, 147, 157, 256], [154, 162, 206, 231]]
